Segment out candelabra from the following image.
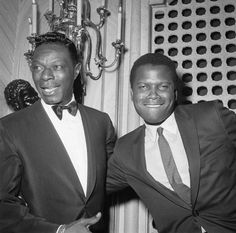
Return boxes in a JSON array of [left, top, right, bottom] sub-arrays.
[[25, 0, 124, 80]]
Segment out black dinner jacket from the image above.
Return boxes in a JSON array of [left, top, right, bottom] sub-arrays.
[[107, 101, 236, 233], [0, 100, 116, 233]]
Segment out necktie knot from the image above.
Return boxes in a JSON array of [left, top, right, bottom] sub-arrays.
[[157, 127, 163, 136], [52, 101, 78, 120]]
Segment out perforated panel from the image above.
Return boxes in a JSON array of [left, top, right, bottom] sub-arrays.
[[151, 0, 236, 111]]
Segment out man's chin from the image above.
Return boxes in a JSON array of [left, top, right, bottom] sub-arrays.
[[42, 97, 61, 105], [142, 114, 168, 125], [144, 120, 164, 126]]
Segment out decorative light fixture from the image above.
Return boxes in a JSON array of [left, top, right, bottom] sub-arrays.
[[25, 0, 124, 80]]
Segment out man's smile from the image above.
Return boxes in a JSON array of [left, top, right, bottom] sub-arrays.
[[41, 87, 58, 96]]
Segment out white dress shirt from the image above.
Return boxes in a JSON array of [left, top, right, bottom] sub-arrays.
[[145, 113, 206, 233], [41, 98, 88, 196], [145, 112, 190, 190]]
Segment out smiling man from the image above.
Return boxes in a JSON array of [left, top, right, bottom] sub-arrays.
[[31, 42, 79, 105], [129, 55, 177, 125], [0, 32, 116, 233], [107, 53, 236, 233]]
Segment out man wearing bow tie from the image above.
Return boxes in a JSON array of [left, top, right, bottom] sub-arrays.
[[0, 32, 116, 233]]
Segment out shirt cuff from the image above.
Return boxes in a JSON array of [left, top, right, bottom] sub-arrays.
[[56, 225, 66, 233]]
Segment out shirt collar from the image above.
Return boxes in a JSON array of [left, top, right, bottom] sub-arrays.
[[145, 112, 177, 141], [41, 96, 76, 116], [162, 112, 177, 135]]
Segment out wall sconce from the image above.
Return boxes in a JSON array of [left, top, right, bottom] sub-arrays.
[[25, 0, 124, 81]]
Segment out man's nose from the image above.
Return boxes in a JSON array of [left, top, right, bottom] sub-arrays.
[[42, 68, 54, 80], [148, 87, 160, 99]]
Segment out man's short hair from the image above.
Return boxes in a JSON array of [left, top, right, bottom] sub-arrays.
[[130, 53, 178, 88], [32, 31, 80, 64]]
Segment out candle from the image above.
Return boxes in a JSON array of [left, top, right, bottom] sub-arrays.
[[117, 4, 122, 40], [28, 17, 32, 35], [28, 18, 33, 50], [32, 0, 37, 34], [49, 0, 53, 12], [77, 0, 82, 25]]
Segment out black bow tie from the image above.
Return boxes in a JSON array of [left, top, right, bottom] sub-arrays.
[[52, 101, 78, 120]]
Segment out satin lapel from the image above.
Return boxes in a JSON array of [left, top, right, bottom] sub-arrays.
[[132, 125, 191, 210], [31, 101, 85, 199], [78, 105, 96, 199], [132, 126, 147, 173], [175, 106, 201, 207]]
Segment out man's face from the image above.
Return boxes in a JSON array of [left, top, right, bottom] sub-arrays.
[[131, 64, 176, 125], [31, 43, 80, 105]]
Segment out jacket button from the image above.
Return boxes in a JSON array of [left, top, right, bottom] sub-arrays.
[[192, 209, 199, 217]]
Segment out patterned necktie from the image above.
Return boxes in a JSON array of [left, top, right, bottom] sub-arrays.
[[157, 127, 191, 204], [52, 101, 78, 120]]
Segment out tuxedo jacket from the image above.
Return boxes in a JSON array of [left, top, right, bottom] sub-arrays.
[[0, 100, 116, 233], [107, 101, 236, 233]]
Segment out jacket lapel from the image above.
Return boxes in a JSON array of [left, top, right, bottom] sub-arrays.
[[31, 101, 85, 199], [38, 102, 97, 200], [132, 126, 147, 173], [78, 105, 96, 200], [175, 106, 201, 207], [132, 125, 191, 210]]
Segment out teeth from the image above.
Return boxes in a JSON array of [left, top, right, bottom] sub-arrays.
[[42, 87, 57, 95], [146, 104, 161, 108]]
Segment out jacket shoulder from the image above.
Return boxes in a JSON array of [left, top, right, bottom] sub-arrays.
[[0, 100, 41, 123], [178, 100, 219, 111], [176, 100, 236, 131], [116, 125, 144, 146], [78, 104, 109, 118], [176, 100, 225, 117]]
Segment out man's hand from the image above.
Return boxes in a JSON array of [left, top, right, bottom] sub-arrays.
[[64, 212, 101, 233]]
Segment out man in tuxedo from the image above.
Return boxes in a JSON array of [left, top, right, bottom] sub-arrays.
[[0, 32, 116, 233], [107, 53, 236, 233]]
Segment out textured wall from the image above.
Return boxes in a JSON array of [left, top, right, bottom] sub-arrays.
[[150, 0, 236, 110]]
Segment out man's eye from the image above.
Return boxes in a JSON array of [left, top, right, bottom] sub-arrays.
[[159, 84, 170, 90], [138, 84, 147, 90], [54, 65, 63, 70], [31, 65, 42, 72]]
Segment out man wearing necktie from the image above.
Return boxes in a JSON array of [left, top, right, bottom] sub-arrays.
[[0, 32, 116, 233], [107, 53, 236, 233]]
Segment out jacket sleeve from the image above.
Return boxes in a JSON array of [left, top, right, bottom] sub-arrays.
[[104, 113, 117, 160], [214, 101, 236, 148], [106, 140, 130, 195], [0, 123, 59, 233]]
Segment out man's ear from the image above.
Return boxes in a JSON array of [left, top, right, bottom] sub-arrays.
[[74, 63, 81, 80], [130, 88, 134, 102], [174, 88, 178, 101]]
